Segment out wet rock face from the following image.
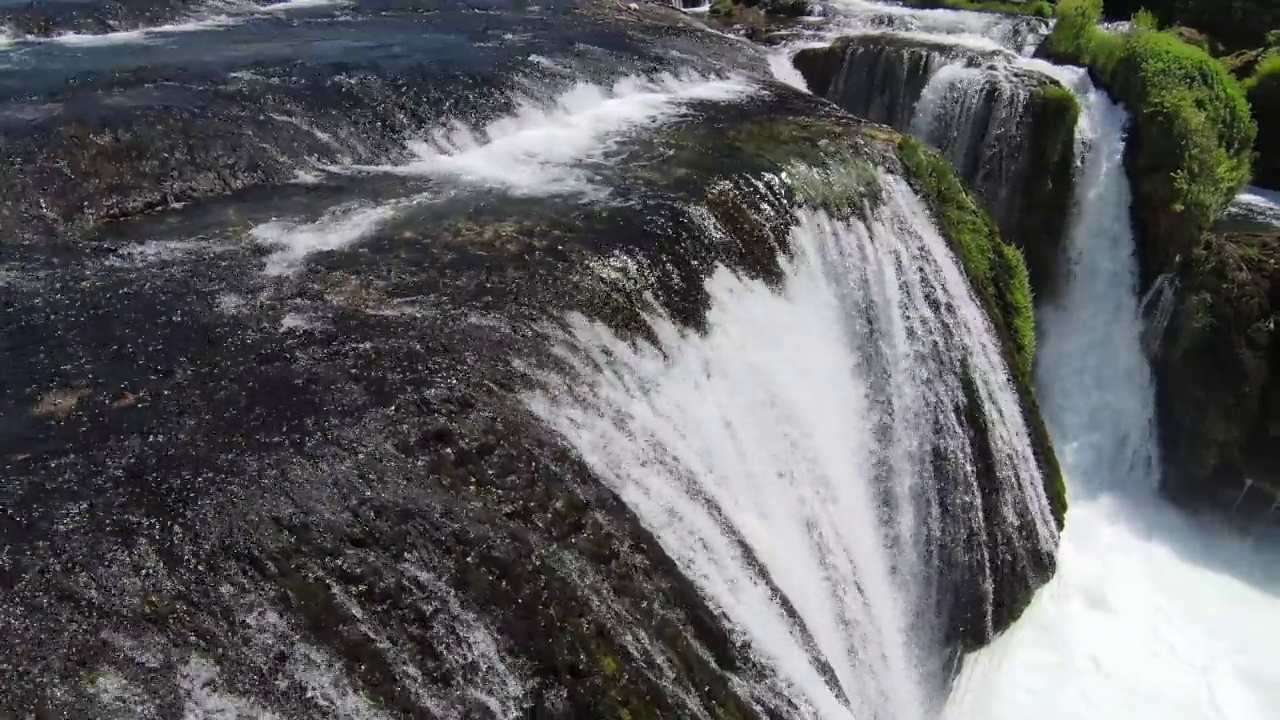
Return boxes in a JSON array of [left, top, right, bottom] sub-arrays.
[[0, 57, 877, 712], [792, 34, 964, 131], [792, 34, 1077, 298], [1155, 230, 1280, 517], [0, 168, 774, 719], [1, 1, 1064, 714], [0, 0, 766, 247]]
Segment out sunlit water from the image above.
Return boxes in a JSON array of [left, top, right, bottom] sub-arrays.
[[528, 179, 1057, 719], [943, 21, 1280, 720], [764, 2, 1280, 717]]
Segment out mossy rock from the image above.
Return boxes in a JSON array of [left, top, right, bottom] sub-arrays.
[[1156, 231, 1279, 506], [796, 33, 1079, 301], [1244, 54, 1280, 189], [897, 136, 1067, 531], [1041, 7, 1257, 285], [1012, 83, 1080, 299]]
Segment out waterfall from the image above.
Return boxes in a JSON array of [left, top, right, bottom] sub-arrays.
[[803, 37, 957, 129], [946, 51, 1280, 720], [910, 63, 1037, 239], [527, 178, 1058, 718], [1029, 70, 1162, 494], [793, 36, 1074, 281], [1137, 272, 1178, 357]]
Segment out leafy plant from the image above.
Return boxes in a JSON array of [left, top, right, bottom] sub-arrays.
[[1041, 4, 1256, 269]]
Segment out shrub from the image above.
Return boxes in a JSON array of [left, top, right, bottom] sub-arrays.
[[1244, 53, 1280, 187], [1041, 3, 1257, 272]]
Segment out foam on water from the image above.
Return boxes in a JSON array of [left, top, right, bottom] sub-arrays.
[[823, 0, 1043, 52], [252, 73, 751, 272], [251, 196, 422, 275], [528, 178, 1056, 719], [1226, 185, 1280, 229], [344, 73, 754, 196]]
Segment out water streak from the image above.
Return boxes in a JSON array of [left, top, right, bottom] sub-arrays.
[[344, 73, 753, 196]]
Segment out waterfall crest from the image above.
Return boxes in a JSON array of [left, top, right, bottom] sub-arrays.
[[528, 177, 1058, 718], [792, 35, 1077, 294]]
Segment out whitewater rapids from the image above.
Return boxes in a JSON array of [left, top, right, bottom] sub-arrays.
[[765, 1, 1280, 717], [943, 28, 1280, 720]]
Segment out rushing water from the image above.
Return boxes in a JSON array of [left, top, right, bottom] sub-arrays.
[[5, 0, 1276, 715], [937, 19, 1280, 720], [529, 178, 1056, 719], [766, 2, 1280, 718]]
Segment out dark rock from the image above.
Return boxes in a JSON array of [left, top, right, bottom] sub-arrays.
[[1155, 230, 1280, 516], [794, 34, 1078, 298]]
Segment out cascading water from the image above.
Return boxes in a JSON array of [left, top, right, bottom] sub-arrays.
[[528, 178, 1058, 719], [909, 62, 1038, 237], [790, 26, 1072, 269], [1137, 273, 1178, 357], [768, 3, 1279, 717], [944, 41, 1280, 720]]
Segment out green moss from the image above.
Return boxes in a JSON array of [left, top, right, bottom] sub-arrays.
[[783, 155, 882, 218], [898, 0, 1054, 17], [1100, 0, 1280, 53], [1243, 52, 1280, 187], [896, 138, 1035, 375], [897, 136, 1067, 529], [1041, 0, 1257, 276]]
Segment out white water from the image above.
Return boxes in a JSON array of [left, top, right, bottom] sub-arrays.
[[817, 0, 1045, 53], [252, 196, 423, 275], [759, 1, 1280, 716], [529, 179, 1056, 719], [910, 61, 1035, 224], [1223, 185, 1280, 230], [943, 28, 1280, 720], [250, 73, 753, 272], [343, 73, 752, 196], [0, 0, 349, 48]]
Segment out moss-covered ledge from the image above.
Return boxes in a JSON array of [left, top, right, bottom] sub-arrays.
[[1039, 0, 1257, 285], [897, 137, 1068, 531]]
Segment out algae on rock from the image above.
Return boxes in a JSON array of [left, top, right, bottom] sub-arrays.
[[1155, 230, 1279, 509], [897, 137, 1067, 532]]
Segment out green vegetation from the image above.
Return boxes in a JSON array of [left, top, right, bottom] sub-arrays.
[[1243, 52, 1280, 187], [1042, 0, 1257, 276], [897, 138, 1036, 376], [899, 0, 1054, 18], [1102, 0, 1280, 52], [897, 136, 1067, 530]]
